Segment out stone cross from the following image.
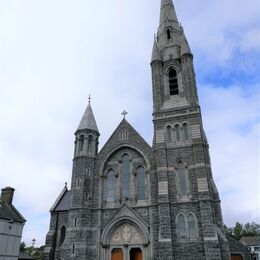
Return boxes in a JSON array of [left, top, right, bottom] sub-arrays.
[[121, 110, 128, 119]]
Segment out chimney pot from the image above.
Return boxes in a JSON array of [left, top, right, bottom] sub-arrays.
[[1, 187, 15, 204]]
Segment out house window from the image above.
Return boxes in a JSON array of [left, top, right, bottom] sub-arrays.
[[166, 125, 172, 143], [79, 135, 84, 151], [76, 178, 80, 188], [187, 214, 197, 239], [183, 123, 189, 141], [60, 226, 66, 245], [74, 217, 78, 227], [175, 124, 181, 142], [177, 214, 187, 239], [107, 170, 116, 202], [169, 68, 179, 95], [136, 166, 145, 201], [121, 154, 130, 200], [178, 161, 187, 195]]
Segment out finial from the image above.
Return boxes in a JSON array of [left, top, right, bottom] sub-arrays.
[[88, 95, 91, 104], [65, 182, 67, 187], [121, 110, 128, 119]]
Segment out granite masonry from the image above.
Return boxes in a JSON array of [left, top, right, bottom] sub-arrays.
[[43, 1, 234, 259]]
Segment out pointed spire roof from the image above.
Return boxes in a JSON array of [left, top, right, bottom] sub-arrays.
[[151, 37, 161, 62], [181, 32, 192, 56], [77, 102, 99, 133], [159, 0, 179, 28]]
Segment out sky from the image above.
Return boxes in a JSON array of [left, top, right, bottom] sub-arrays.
[[0, 0, 259, 247]]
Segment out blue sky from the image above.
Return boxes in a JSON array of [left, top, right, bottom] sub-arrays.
[[0, 0, 259, 246]]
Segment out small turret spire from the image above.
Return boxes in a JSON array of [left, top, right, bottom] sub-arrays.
[[151, 37, 161, 62], [181, 32, 192, 56], [77, 102, 99, 133]]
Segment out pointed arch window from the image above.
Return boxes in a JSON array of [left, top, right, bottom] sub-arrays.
[[175, 124, 181, 142], [177, 214, 186, 239], [79, 135, 84, 151], [183, 123, 189, 141], [166, 125, 172, 143], [60, 226, 66, 245], [107, 170, 116, 202], [187, 214, 197, 239], [136, 166, 145, 201], [88, 135, 93, 155], [167, 28, 171, 40], [177, 161, 187, 195], [169, 68, 179, 95], [121, 154, 130, 200]]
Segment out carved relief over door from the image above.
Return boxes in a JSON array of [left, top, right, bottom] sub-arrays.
[[111, 223, 144, 245]]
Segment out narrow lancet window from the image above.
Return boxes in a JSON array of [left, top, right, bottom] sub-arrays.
[[122, 154, 130, 200], [79, 135, 84, 151], [183, 123, 189, 141], [187, 214, 197, 239], [178, 161, 187, 195], [107, 170, 116, 202], [167, 28, 171, 40], [60, 226, 66, 245], [169, 68, 179, 95], [175, 124, 181, 142], [136, 166, 145, 201], [88, 135, 93, 155], [166, 125, 172, 143], [177, 214, 186, 239]]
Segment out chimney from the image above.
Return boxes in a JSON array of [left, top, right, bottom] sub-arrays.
[[1, 187, 15, 204]]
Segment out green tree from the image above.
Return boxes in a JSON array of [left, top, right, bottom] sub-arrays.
[[20, 241, 26, 252]]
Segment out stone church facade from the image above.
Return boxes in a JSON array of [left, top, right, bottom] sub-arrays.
[[43, 1, 232, 259]]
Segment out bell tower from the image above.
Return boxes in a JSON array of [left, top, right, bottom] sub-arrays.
[[151, 0, 231, 259]]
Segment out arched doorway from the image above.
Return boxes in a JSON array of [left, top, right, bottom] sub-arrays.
[[231, 255, 243, 260], [111, 248, 123, 260], [130, 248, 142, 260]]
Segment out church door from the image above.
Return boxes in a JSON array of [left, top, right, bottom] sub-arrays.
[[130, 248, 142, 260], [111, 248, 123, 260], [231, 255, 243, 260]]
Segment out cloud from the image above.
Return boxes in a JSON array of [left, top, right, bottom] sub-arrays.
[[0, 0, 259, 246]]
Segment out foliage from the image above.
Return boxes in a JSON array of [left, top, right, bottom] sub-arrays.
[[224, 222, 260, 240], [20, 241, 26, 252]]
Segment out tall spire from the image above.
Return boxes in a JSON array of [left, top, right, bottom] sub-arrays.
[[159, 0, 179, 29], [77, 102, 99, 133]]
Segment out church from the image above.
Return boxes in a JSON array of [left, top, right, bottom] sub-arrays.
[[43, 1, 236, 259]]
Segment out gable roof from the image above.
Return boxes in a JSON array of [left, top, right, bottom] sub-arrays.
[[98, 119, 152, 164], [0, 200, 26, 223], [240, 236, 260, 246], [50, 185, 71, 212]]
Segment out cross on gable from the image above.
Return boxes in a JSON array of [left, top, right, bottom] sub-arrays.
[[121, 110, 128, 119]]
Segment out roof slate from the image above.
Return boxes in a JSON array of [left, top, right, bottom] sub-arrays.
[[240, 236, 260, 246], [0, 201, 26, 223]]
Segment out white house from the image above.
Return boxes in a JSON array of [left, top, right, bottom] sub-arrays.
[[0, 187, 26, 260]]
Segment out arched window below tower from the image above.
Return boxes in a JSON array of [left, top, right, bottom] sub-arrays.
[[121, 154, 130, 200], [79, 135, 84, 151], [187, 213, 198, 239], [177, 160, 188, 195], [166, 125, 172, 143], [174, 124, 181, 142], [136, 166, 145, 201], [169, 68, 179, 95], [107, 170, 116, 202], [60, 226, 66, 245], [183, 123, 189, 141], [177, 214, 187, 239]]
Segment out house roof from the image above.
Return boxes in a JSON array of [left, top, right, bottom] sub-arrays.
[[18, 252, 33, 259], [0, 200, 26, 223], [240, 236, 260, 246]]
